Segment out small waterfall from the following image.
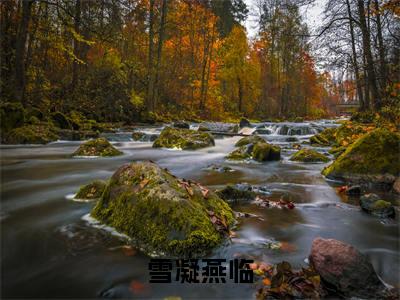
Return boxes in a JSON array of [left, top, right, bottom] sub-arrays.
[[252, 123, 320, 136]]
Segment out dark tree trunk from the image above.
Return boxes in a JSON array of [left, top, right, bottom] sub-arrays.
[[71, 0, 81, 91], [147, 0, 155, 112]]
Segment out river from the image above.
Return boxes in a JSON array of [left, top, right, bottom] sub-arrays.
[[1, 120, 399, 299]]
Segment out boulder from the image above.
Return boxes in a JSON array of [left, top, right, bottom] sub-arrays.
[[216, 185, 256, 202], [58, 129, 99, 141], [173, 121, 190, 129], [153, 127, 214, 150], [290, 149, 329, 163], [334, 122, 369, 147], [360, 194, 395, 218], [393, 177, 400, 194], [75, 180, 107, 200], [73, 138, 123, 157], [309, 127, 336, 146], [328, 145, 346, 158], [252, 142, 281, 162], [345, 185, 361, 196], [3, 124, 58, 144], [0, 102, 25, 133], [132, 131, 146, 141], [91, 161, 235, 256], [239, 117, 251, 128], [322, 128, 400, 184], [235, 135, 265, 147], [226, 145, 252, 160], [51, 112, 71, 129], [309, 238, 385, 298]]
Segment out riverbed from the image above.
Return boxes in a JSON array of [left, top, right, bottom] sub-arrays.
[[1, 120, 399, 299]]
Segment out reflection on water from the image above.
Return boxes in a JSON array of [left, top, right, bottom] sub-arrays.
[[1, 120, 399, 298]]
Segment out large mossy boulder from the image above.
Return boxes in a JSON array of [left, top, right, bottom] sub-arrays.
[[153, 127, 215, 150], [3, 124, 59, 144], [235, 135, 264, 147], [226, 146, 251, 160], [75, 180, 107, 200], [310, 127, 336, 146], [0, 102, 25, 133], [322, 128, 400, 183], [73, 138, 123, 157], [216, 185, 256, 202], [252, 142, 281, 162], [334, 122, 370, 146], [290, 149, 329, 163], [91, 161, 235, 256], [360, 194, 395, 218]]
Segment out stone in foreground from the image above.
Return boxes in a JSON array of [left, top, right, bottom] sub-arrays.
[[91, 161, 234, 256], [153, 127, 215, 150], [322, 128, 400, 184], [252, 142, 281, 161], [235, 135, 264, 147], [290, 148, 329, 163], [75, 180, 107, 200], [73, 138, 123, 157], [309, 238, 385, 298]]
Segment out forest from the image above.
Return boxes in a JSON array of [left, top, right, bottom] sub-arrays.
[[1, 0, 398, 124]]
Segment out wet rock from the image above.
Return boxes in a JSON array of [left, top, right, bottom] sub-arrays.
[[132, 131, 146, 141], [328, 145, 346, 158], [51, 112, 71, 129], [226, 146, 251, 160], [132, 131, 158, 142], [58, 129, 99, 141], [309, 127, 336, 146], [173, 121, 190, 129], [153, 127, 214, 150], [322, 128, 400, 184], [216, 185, 256, 202], [204, 164, 234, 173], [235, 135, 265, 147], [91, 161, 234, 256], [392, 177, 400, 194], [73, 138, 123, 157], [292, 143, 302, 150], [253, 126, 272, 135], [0, 102, 25, 133], [3, 124, 59, 144], [360, 194, 395, 218], [252, 142, 281, 162], [75, 180, 107, 200], [290, 149, 329, 163], [309, 237, 385, 298], [198, 122, 238, 133], [345, 185, 361, 196], [286, 137, 298, 142], [239, 117, 251, 128]]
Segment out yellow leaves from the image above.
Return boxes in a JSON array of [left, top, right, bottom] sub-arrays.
[[139, 178, 150, 189], [262, 278, 272, 286]]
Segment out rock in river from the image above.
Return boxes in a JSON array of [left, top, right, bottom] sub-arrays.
[[290, 148, 329, 163], [239, 117, 251, 128], [75, 180, 107, 200], [153, 126, 215, 150], [360, 193, 395, 218], [252, 142, 281, 162], [3, 124, 59, 144], [322, 128, 400, 184], [73, 138, 123, 157], [91, 161, 235, 256], [235, 135, 265, 147], [309, 238, 385, 298]]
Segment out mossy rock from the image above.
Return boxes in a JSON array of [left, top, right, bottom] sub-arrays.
[[27, 116, 40, 125], [173, 121, 190, 129], [153, 127, 215, 150], [216, 185, 256, 202], [235, 135, 265, 147], [75, 180, 107, 200], [328, 146, 347, 158], [310, 127, 336, 146], [350, 111, 376, 124], [26, 107, 44, 121], [252, 142, 281, 162], [334, 122, 369, 146], [3, 124, 59, 144], [322, 128, 400, 182], [132, 131, 146, 141], [51, 112, 71, 129], [91, 161, 235, 256], [226, 146, 251, 160], [290, 149, 330, 163], [360, 194, 395, 218], [73, 138, 123, 157], [58, 129, 99, 141], [0, 102, 25, 133]]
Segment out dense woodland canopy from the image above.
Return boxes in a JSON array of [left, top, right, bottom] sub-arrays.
[[0, 0, 399, 123]]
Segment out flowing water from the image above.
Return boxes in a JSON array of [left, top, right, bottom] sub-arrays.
[[1, 120, 399, 299]]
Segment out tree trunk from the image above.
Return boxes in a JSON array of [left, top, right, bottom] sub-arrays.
[[147, 0, 155, 112], [374, 0, 387, 94], [15, 0, 33, 106], [71, 0, 81, 91], [357, 0, 380, 110]]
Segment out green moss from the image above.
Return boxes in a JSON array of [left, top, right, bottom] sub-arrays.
[[216, 185, 256, 202], [0, 102, 25, 133], [226, 146, 251, 160], [4, 124, 59, 144], [76, 180, 107, 199], [252, 142, 281, 161], [91, 161, 234, 256], [132, 131, 146, 141], [310, 128, 336, 146], [322, 128, 400, 180], [235, 135, 265, 147], [73, 137, 123, 157], [334, 122, 368, 146], [153, 127, 215, 150], [290, 148, 330, 163], [328, 146, 346, 158], [371, 200, 392, 210]]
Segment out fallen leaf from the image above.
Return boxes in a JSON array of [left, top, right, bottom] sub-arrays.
[[140, 178, 150, 189], [263, 278, 271, 286], [122, 245, 137, 256]]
